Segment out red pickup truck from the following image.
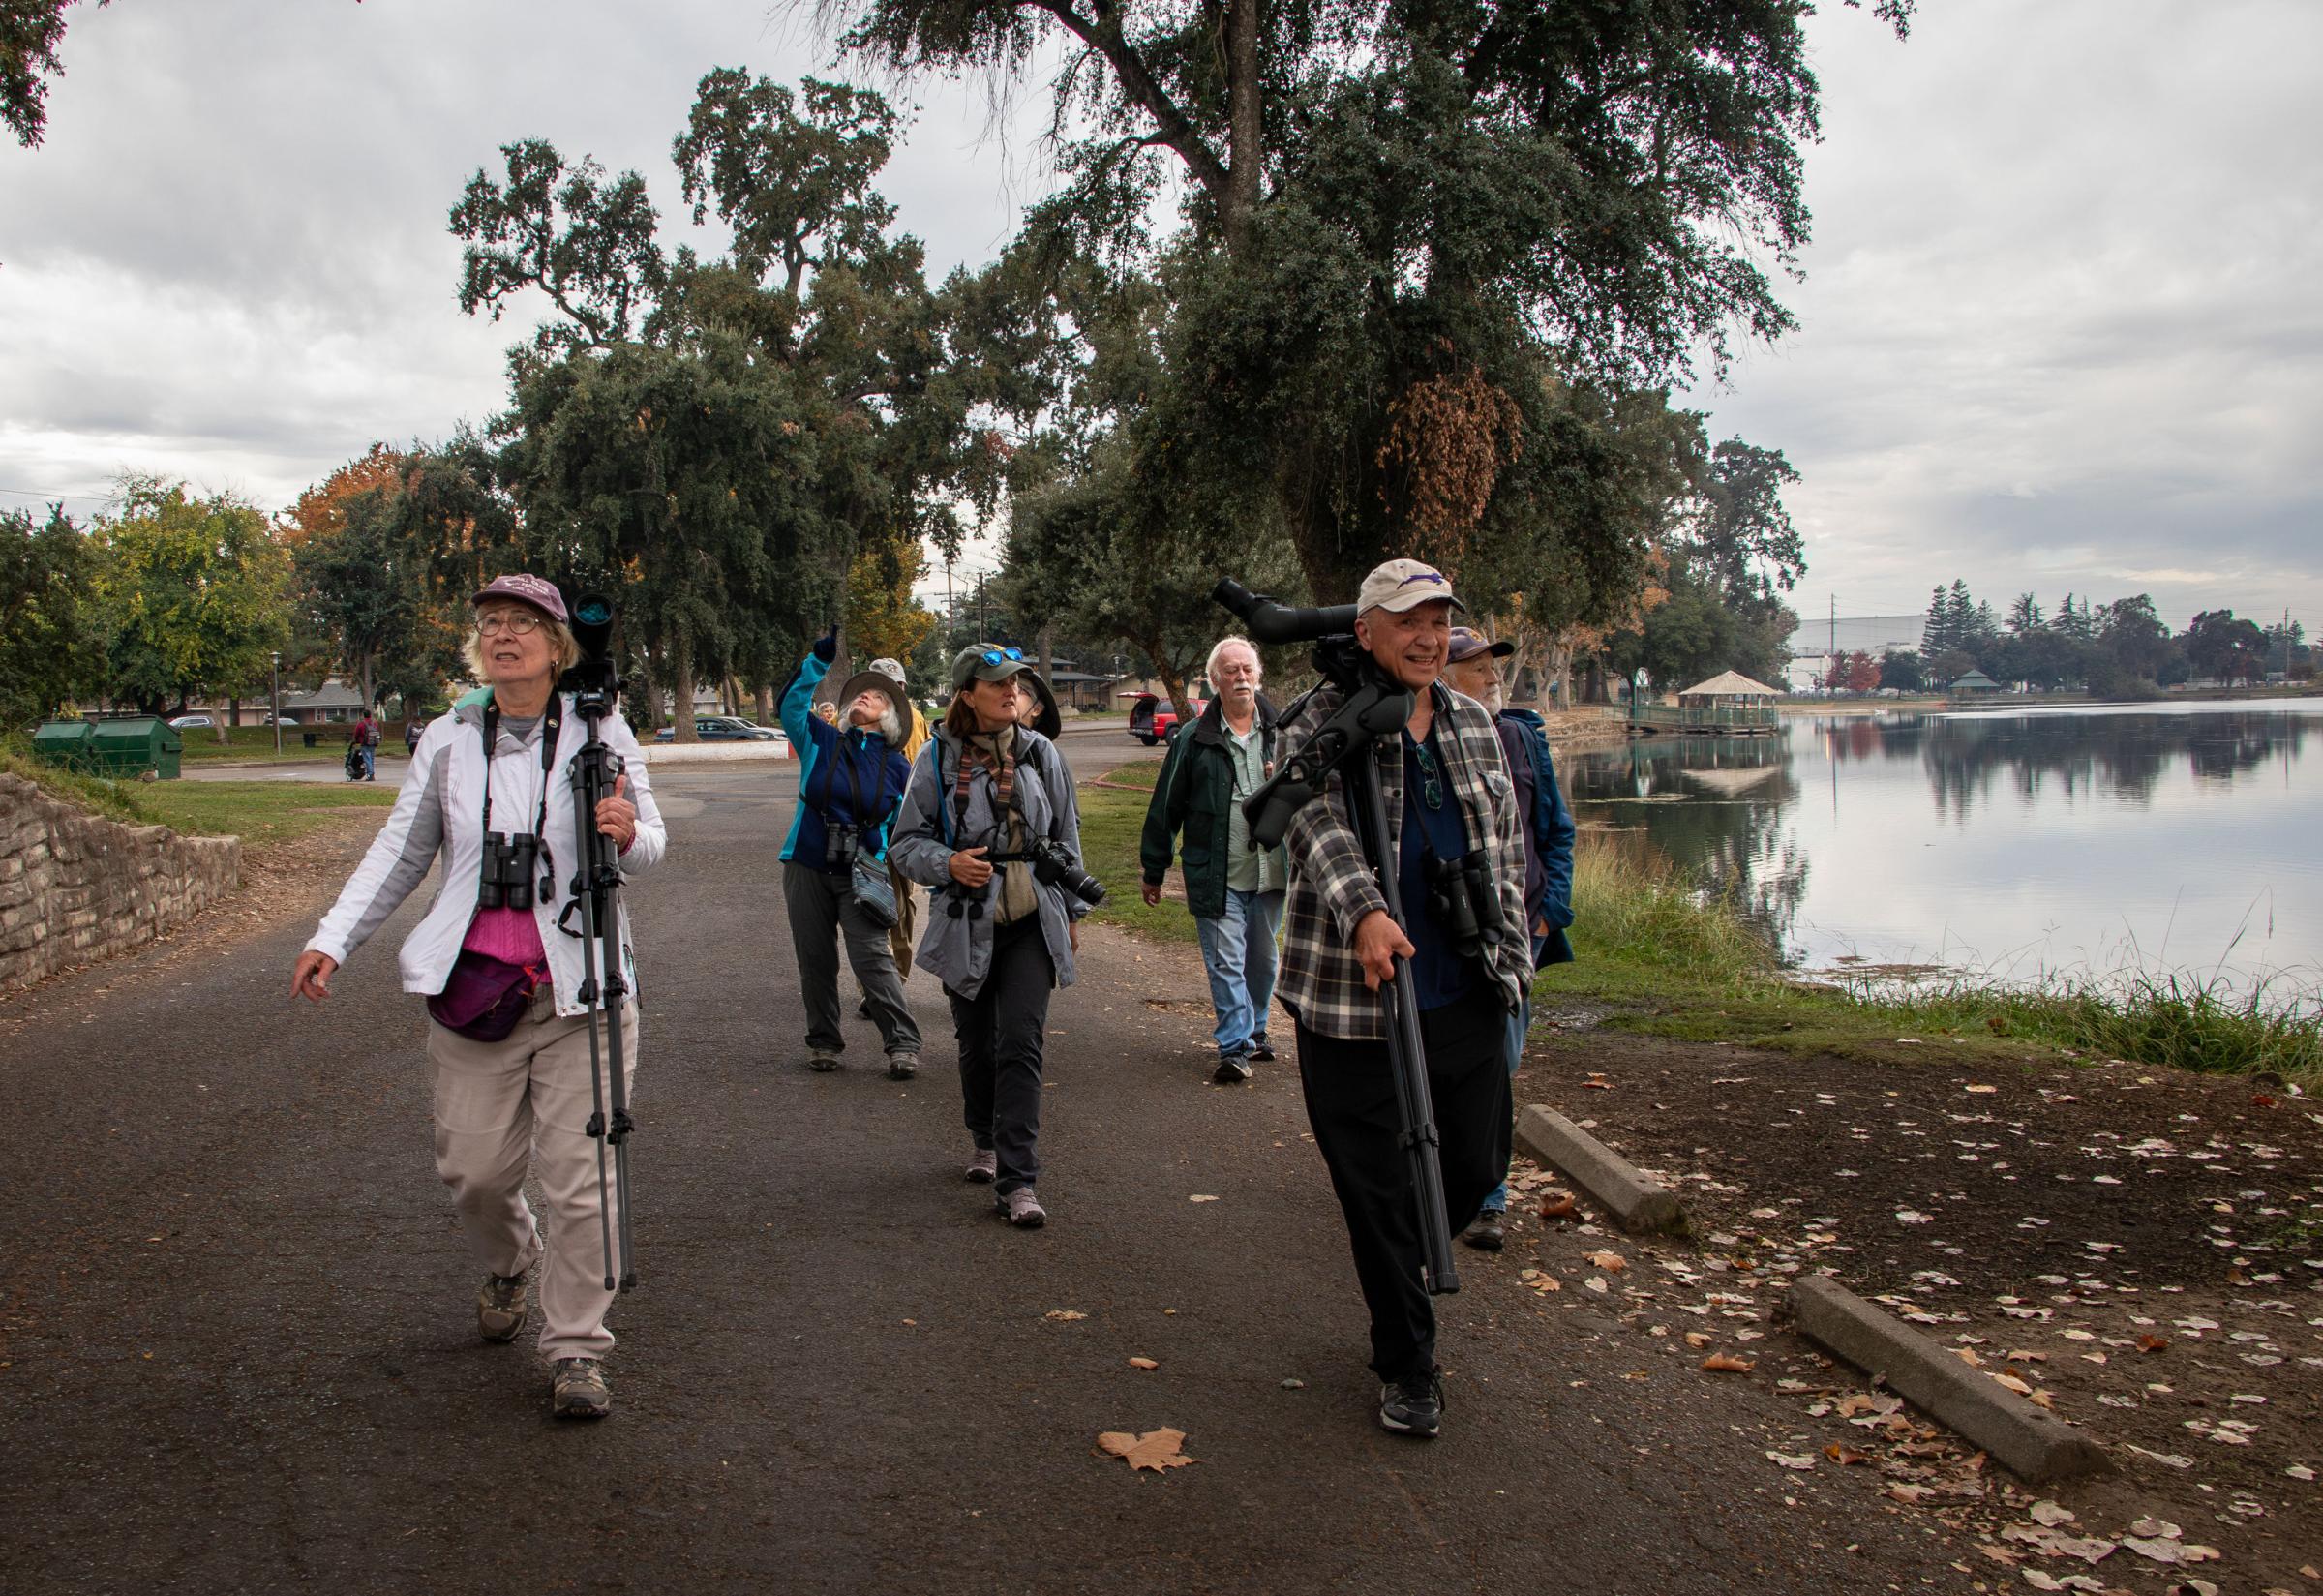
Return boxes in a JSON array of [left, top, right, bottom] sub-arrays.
[[1124, 691, 1205, 746]]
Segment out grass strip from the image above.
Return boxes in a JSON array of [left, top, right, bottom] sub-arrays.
[[1, 741, 154, 826], [1078, 760, 1194, 944], [137, 781, 398, 849]]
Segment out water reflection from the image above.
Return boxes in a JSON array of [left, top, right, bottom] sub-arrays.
[[1562, 700, 2323, 994]]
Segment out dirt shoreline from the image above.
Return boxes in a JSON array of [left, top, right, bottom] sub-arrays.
[[1517, 1002, 2322, 1591]]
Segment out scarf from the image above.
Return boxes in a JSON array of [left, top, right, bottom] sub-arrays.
[[960, 726, 1039, 925]]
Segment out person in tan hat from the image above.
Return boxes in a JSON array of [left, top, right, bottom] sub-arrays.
[[778, 628, 920, 1078], [1273, 557, 1531, 1439]]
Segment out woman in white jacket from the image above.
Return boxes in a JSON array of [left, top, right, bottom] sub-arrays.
[[289, 574, 665, 1420]]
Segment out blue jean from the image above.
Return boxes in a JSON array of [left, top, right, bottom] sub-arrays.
[[1480, 990, 1529, 1213], [359, 745, 376, 778], [1193, 888, 1283, 1060]]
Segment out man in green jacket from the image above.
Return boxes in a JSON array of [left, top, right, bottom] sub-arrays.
[[1139, 637, 1288, 1083]]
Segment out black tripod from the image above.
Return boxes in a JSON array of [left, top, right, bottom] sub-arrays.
[[560, 598, 637, 1292], [1217, 582, 1462, 1296]]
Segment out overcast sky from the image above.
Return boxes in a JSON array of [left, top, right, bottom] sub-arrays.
[[3, 0, 2316, 633]]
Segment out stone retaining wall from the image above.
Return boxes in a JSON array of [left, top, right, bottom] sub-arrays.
[[0, 772, 242, 995]]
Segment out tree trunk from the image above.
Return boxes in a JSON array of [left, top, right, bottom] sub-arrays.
[[1037, 624, 1055, 696], [1142, 634, 1193, 722], [628, 650, 657, 738], [1223, 0, 1263, 259], [754, 682, 774, 724], [670, 623, 699, 743]]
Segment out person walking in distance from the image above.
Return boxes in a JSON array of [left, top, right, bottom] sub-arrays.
[[887, 646, 1091, 1228], [778, 630, 921, 1077], [1138, 637, 1288, 1082], [1441, 626, 1576, 1251], [288, 574, 665, 1420], [352, 708, 380, 780], [1274, 559, 1531, 1439]]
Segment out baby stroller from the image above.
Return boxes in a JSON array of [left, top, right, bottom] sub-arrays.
[[343, 738, 366, 782]]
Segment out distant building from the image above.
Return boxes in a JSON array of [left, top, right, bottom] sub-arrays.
[[1784, 614, 1927, 694], [281, 679, 366, 723], [1949, 670, 2002, 695]]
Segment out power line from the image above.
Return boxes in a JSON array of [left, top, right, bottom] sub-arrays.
[[0, 484, 109, 502]]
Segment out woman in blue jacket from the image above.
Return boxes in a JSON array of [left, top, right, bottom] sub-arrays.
[[780, 630, 920, 1078]]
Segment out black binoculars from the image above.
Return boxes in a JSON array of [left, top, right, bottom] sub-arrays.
[[479, 830, 547, 911], [825, 825, 861, 871], [1424, 848, 1504, 963]]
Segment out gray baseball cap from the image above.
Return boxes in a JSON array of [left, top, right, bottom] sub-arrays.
[[1355, 558, 1465, 617]]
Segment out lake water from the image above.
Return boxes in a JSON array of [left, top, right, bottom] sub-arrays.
[[1561, 699, 2323, 1002]]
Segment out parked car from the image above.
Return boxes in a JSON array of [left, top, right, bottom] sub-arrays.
[[166, 714, 216, 731], [1123, 692, 1205, 746], [654, 715, 789, 750]]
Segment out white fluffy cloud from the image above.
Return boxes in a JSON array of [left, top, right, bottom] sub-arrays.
[[4, 0, 2315, 632]]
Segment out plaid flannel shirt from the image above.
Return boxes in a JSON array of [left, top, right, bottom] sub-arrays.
[[1276, 678, 1533, 1040]]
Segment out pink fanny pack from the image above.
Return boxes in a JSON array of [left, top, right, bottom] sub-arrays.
[[428, 950, 542, 1041]]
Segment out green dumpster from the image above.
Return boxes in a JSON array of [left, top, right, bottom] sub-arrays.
[[86, 716, 182, 780], [30, 719, 94, 772]]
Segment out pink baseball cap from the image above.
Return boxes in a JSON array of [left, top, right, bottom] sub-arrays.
[[472, 573, 568, 624]]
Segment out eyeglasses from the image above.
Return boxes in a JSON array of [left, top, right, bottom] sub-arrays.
[[478, 612, 545, 637], [980, 647, 1023, 666]]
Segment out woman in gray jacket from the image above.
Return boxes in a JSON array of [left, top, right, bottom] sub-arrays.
[[888, 646, 1090, 1228]]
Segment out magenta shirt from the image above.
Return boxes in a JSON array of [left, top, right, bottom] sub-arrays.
[[462, 905, 547, 967]]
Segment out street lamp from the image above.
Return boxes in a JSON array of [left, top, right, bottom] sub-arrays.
[[270, 650, 282, 755]]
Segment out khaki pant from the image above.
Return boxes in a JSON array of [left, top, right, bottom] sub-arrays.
[[426, 990, 640, 1362]]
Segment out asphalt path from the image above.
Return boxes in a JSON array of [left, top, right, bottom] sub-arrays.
[[1, 759, 1955, 1595]]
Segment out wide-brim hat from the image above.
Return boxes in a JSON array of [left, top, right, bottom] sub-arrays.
[[1017, 670, 1061, 739], [1356, 558, 1466, 617], [471, 573, 569, 624], [950, 643, 1035, 692], [834, 658, 909, 722]]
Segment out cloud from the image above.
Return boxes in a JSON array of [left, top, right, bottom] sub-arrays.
[[1689, 0, 2323, 628]]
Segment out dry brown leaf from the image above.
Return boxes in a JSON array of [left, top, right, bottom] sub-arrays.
[[1825, 1444, 1871, 1465], [1188, 1194, 1220, 1203], [2137, 1334, 2171, 1353], [1701, 1353, 1755, 1373], [1684, 1331, 1713, 1348], [1538, 1192, 1577, 1219], [1045, 1310, 1088, 1321], [1127, 1357, 1159, 1370], [1990, 1372, 2034, 1396], [1584, 1250, 1628, 1273], [1097, 1428, 1199, 1472]]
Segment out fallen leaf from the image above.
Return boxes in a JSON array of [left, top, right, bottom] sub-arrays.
[[2138, 1334, 2170, 1353], [1684, 1331, 1713, 1348], [1097, 1429, 1198, 1472], [1896, 1210, 1935, 1224], [1991, 1372, 2035, 1396], [1188, 1194, 1219, 1203], [1538, 1192, 1577, 1219], [1765, 1451, 1817, 1470], [1964, 1083, 1998, 1094], [1045, 1310, 1088, 1322], [1702, 1353, 1755, 1373], [1585, 1250, 1628, 1273], [1127, 1357, 1159, 1370], [1825, 1443, 1870, 1465], [2030, 1500, 2076, 1527], [2122, 1537, 2184, 1565]]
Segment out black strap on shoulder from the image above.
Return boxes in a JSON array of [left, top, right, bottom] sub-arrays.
[[480, 695, 562, 840]]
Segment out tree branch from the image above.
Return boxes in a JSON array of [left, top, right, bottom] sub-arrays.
[[1028, 0, 1233, 205]]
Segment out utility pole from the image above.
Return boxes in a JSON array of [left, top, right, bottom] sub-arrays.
[[978, 571, 987, 644], [269, 650, 282, 755]]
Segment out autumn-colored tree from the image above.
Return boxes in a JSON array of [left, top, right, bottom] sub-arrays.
[[842, 529, 937, 673], [90, 478, 289, 718]]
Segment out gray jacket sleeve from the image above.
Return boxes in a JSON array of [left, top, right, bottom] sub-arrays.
[[887, 740, 956, 890], [1037, 736, 1092, 920]]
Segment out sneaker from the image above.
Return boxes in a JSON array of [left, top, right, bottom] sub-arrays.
[[1249, 1036, 1276, 1062], [1212, 1053, 1253, 1084], [476, 1270, 528, 1342], [551, 1357, 611, 1420], [964, 1148, 998, 1184], [807, 1051, 842, 1072], [887, 1051, 918, 1081], [1378, 1371, 1443, 1438], [999, 1187, 1047, 1228]]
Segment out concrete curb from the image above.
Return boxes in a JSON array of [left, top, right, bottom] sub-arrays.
[[637, 744, 794, 765], [1788, 1275, 2110, 1484], [1513, 1104, 1686, 1235]]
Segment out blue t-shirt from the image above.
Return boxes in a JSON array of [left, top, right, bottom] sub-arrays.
[[1397, 726, 1477, 1010]]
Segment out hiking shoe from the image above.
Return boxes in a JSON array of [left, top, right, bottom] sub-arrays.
[[964, 1148, 998, 1184], [999, 1187, 1047, 1228], [1463, 1210, 1506, 1252], [807, 1051, 842, 1072], [551, 1358, 611, 1420], [476, 1270, 528, 1342], [887, 1051, 918, 1081], [1212, 1053, 1253, 1084], [1249, 1035, 1276, 1062], [1378, 1371, 1443, 1438]]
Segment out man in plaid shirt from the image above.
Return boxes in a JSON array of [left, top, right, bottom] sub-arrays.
[[1276, 558, 1532, 1439]]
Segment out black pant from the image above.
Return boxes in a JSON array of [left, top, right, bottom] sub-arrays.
[[948, 918, 1055, 1196], [1295, 997, 1512, 1384]]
